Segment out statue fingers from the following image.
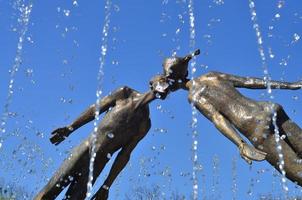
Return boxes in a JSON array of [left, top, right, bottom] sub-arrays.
[[193, 49, 200, 56], [253, 149, 267, 161], [49, 134, 64, 145], [246, 148, 267, 161], [298, 80, 302, 89], [241, 155, 252, 165], [49, 134, 58, 144], [51, 127, 64, 134], [291, 81, 302, 89], [254, 148, 267, 156], [51, 129, 58, 135]]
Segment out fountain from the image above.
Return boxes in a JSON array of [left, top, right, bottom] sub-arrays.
[[248, 0, 288, 195], [86, 0, 112, 199], [0, 0, 302, 199], [0, 0, 33, 148]]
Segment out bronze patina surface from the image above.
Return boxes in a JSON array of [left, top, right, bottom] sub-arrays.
[[166, 50, 302, 187], [35, 50, 302, 200], [35, 77, 169, 200]]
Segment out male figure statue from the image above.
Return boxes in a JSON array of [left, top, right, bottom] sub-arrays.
[[35, 76, 170, 200]]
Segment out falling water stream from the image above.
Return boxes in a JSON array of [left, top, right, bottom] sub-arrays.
[[248, 0, 288, 196], [211, 155, 221, 200], [231, 156, 238, 200], [0, 0, 33, 149], [85, 0, 112, 199], [187, 0, 199, 199]]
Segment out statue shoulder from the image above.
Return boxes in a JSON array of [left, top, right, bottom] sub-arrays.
[[193, 71, 221, 82], [114, 86, 140, 96]]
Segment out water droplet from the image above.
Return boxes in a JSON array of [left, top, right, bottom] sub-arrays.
[[63, 9, 70, 17], [26, 36, 34, 43], [292, 95, 299, 100], [107, 132, 114, 138], [295, 159, 302, 164], [279, 58, 288, 66], [162, 0, 168, 5], [275, 13, 281, 19], [113, 5, 120, 12], [73, 1, 78, 6], [107, 153, 111, 159], [213, 0, 224, 5], [154, 128, 168, 134], [112, 60, 119, 65], [160, 145, 166, 150], [277, 0, 285, 9], [268, 48, 274, 58], [25, 68, 33, 77], [293, 33, 300, 43]]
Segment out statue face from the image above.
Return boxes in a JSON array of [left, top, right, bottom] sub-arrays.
[[149, 75, 170, 99], [162, 49, 200, 81], [163, 57, 189, 81]]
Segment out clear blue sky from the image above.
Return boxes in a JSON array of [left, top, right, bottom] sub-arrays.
[[0, 0, 302, 199]]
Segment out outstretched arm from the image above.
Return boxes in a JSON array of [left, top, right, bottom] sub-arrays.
[[134, 90, 156, 110], [50, 86, 133, 145], [189, 95, 266, 164], [92, 135, 145, 200], [209, 71, 302, 90]]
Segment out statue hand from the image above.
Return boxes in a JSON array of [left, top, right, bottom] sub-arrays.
[[291, 81, 302, 89], [239, 143, 267, 165], [93, 188, 109, 200], [49, 126, 73, 145]]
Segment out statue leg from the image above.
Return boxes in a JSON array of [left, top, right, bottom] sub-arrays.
[[277, 107, 302, 157], [63, 151, 109, 200], [34, 139, 90, 200], [63, 171, 88, 200], [261, 133, 302, 187]]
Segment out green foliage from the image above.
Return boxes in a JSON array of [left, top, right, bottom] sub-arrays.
[[125, 184, 185, 200]]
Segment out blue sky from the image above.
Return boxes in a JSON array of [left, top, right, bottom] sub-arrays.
[[0, 0, 302, 199]]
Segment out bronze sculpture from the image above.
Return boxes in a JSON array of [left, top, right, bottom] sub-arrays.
[[163, 49, 302, 186], [34, 76, 170, 200], [35, 49, 302, 200]]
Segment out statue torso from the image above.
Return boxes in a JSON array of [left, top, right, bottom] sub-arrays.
[[188, 73, 270, 136], [93, 90, 151, 152]]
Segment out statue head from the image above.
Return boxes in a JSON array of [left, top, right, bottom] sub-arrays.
[[149, 75, 170, 100], [162, 49, 200, 81]]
